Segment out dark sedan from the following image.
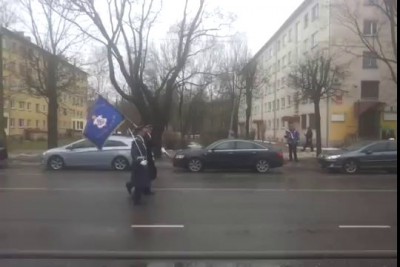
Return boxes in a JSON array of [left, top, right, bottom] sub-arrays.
[[318, 140, 397, 174], [173, 139, 284, 173]]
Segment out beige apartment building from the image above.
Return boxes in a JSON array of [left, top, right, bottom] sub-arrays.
[[239, 0, 397, 146]]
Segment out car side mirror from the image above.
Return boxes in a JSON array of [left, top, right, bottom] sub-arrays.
[[66, 146, 74, 150], [365, 150, 373, 155], [208, 149, 214, 153]]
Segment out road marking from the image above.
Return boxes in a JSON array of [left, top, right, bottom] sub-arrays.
[[0, 187, 396, 193], [339, 225, 392, 229], [131, 225, 184, 228]]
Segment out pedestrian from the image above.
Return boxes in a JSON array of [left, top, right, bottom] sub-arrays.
[[284, 124, 300, 162], [126, 126, 150, 205], [302, 127, 314, 152], [143, 125, 157, 195]]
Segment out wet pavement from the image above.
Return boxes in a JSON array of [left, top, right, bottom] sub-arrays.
[[0, 163, 397, 266]]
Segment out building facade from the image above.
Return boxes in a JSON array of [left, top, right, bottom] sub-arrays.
[[1, 28, 88, 139], [239, 0, 397, 146]]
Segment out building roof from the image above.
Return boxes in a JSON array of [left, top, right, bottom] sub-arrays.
[[0, 27, 87, 75]]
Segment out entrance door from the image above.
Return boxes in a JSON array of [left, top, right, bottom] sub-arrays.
[[359, 109, 380, 139]]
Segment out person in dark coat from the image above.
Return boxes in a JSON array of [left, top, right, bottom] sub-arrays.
[[126, 126, 150, 205], [143, 125, 157, 195], [302, 127, 314, 152], [284, 124, 300, 162]]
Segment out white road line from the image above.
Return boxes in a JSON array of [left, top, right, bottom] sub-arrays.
[[131, 225, 184, 228], [339, 225, 392, 229], [0, 187, 397, 193]]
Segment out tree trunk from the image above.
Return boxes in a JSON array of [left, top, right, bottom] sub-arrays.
[[178, 91, 185, 148], [314, 100, 322, 156], [47, 55, 58, 149]]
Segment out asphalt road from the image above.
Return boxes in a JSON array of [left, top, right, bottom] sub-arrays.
[[0, 161, 397, 266]]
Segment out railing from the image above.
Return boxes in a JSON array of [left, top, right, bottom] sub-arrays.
[[0, 250, 396, 260]]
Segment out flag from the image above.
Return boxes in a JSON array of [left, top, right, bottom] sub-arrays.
[[83, 96, 125, 150]]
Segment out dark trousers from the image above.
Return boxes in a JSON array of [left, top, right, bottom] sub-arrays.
[[288, 144, 298, 161], [302, 138, 314, 151], [133, 186, 143, 204]]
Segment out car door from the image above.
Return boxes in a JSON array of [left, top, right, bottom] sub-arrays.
[[384, 141, 397, 169], [65, 140, 98, 167], [359, 141, 390, 169], [204, 140, 236, 169], [101, 140, 131, 166], [234, 141, 264, 168]]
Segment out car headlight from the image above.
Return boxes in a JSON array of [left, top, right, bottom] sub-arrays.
[[326, 155, 341, 160], [175, 154, 185, 159]]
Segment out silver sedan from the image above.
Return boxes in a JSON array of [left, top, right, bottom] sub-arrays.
[[41, 136, 134, 171]]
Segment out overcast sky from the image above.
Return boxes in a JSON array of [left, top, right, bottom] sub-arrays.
[[156, 0, 305, 54]]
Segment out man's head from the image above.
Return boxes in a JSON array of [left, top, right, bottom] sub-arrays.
[[134, 126, 146, 137]]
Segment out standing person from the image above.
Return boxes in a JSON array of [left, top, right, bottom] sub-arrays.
[[126, 126, 150, 205], [284, 124, 300, 162], [302, 127, 314, 152], [143, 125, 157, 195]]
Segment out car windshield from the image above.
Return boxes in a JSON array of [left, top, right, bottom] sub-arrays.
[[343, 141, 376, 151]]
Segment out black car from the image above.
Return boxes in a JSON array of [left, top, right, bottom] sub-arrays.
[[173, 139, 284, 173], [318, 140, 397, 174], [0, 138, 8, 168]]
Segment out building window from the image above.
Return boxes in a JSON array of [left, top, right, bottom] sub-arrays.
[[288, 29, 292, 42], [281, 98, 285, 109], [10, 118, 15, 128], [303, 38, 309, 53], [19, 119, 25, 128], [27, 119, 31, 127], [282, 34, 286, 47], [361, 81, 379, 99], [312, 4, 319, 21], [268, 102, 272, 112], [287, 95, 291, 107], [11, 100, 15, 109], [363, 20, 377, 36], [311, 32, 318, 48], [288, 52, 292, 64], [277, 99, 280, 110], [295, 21, 300, 41], [27, 102, 31, 110], [19, 101, 25, 110], [363, 51, 378, 68], [42, 105, 46, 112], [277, 40, 281, 51], [36, 120, 39, 128], [304, 13, 309, 28]]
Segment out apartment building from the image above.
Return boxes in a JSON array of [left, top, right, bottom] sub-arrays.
[[1, 27, 88, 138], [239, 0, 397, 146]]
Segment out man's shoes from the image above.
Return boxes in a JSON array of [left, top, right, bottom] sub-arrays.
[[125, 183, 132, 195]]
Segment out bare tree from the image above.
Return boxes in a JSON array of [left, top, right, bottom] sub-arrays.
[[51, 0, 225, 156], [0, 0, 17, 27], [288, 52, 346, 156], [216, 33, 250, 138], [20, 0, 85, 148], [334, 0, 397, 84], [241, 59, 268, 139]]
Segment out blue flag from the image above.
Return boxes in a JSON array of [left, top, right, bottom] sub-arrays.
[[83, 96, 125, 150]]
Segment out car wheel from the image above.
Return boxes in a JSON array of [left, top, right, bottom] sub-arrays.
[[187, 158, 203, 172], [255, 159, 271, 173], [112, 156, 129, 171], [343, 159, 358, 174], [47, 155, 65, 170]]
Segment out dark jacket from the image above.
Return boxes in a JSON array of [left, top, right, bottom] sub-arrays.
[[144, 133, 157, 180], [285, 129, 300, 145], [130, 135, 150, 188], [305, 129, 313, 140]]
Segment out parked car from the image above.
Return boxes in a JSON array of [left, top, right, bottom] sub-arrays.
[[0, 138, 8, 168], [318, 140, 397, 174], [173, 139, 284, 173], [42, 136, 133, 171]]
